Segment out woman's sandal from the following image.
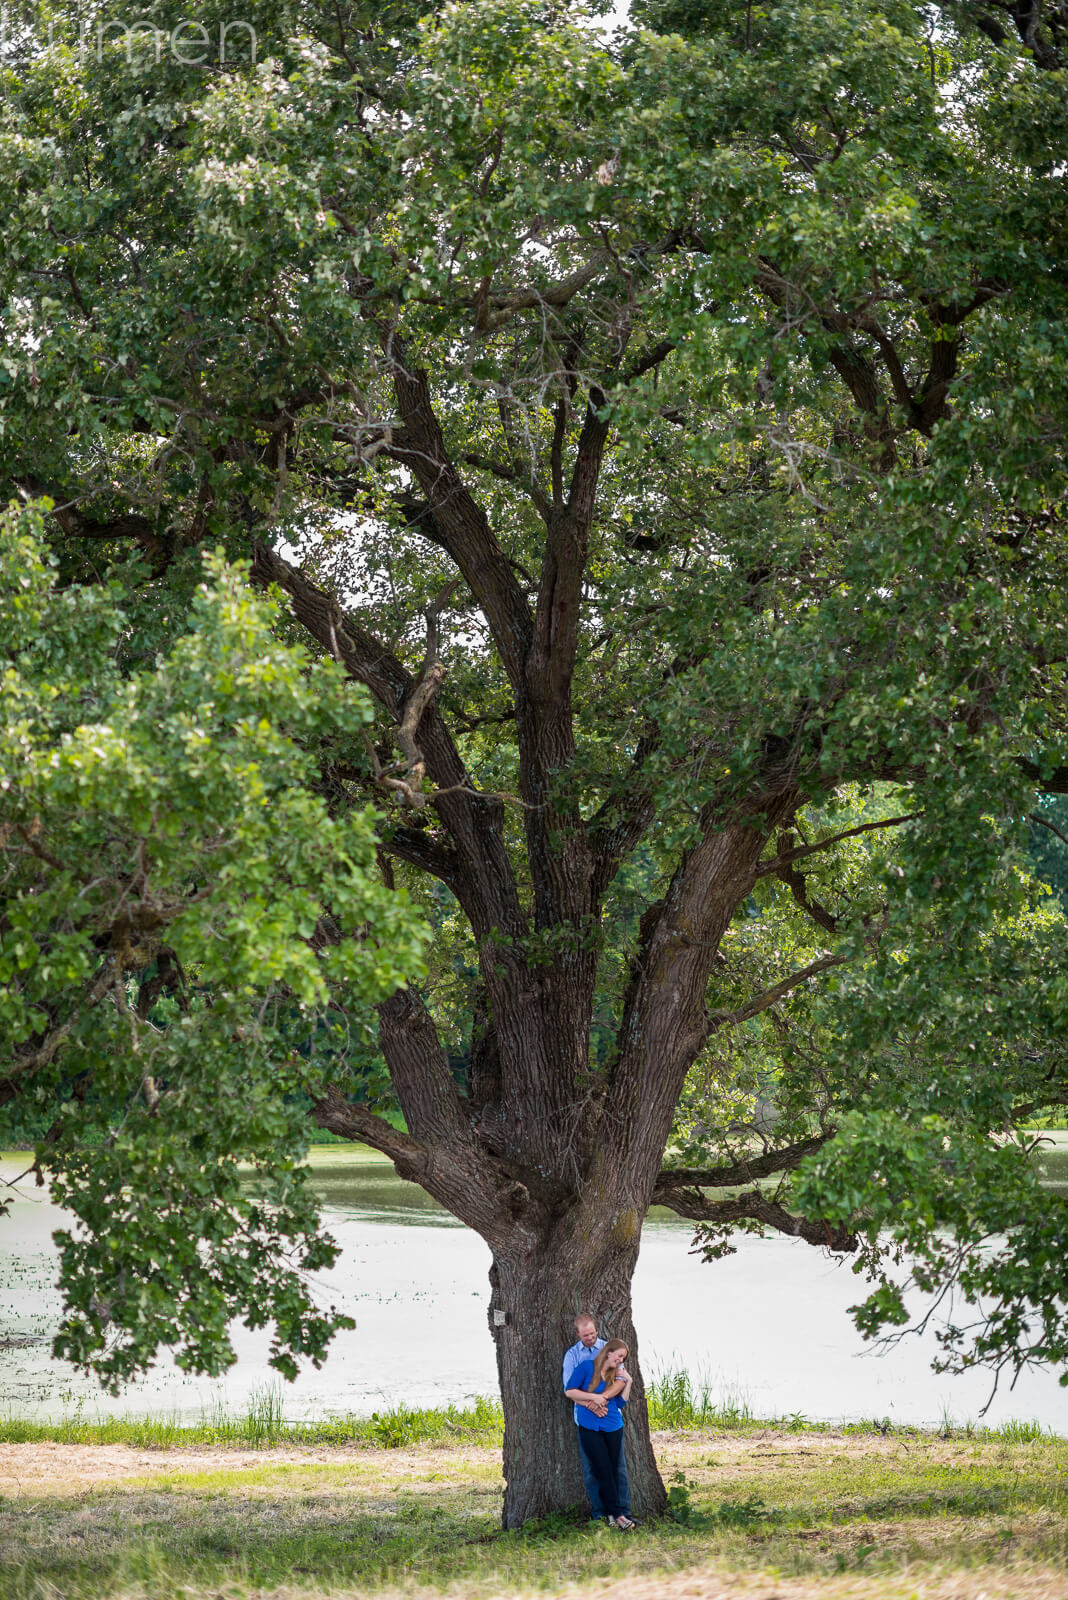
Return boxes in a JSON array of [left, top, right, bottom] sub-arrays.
[[614, 1515, 636, 1531]]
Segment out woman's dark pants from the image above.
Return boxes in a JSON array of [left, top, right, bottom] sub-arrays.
[[576, 1426, 629, 1520]]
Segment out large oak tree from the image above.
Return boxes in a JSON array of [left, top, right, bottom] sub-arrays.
[[2, 0, 1067, 1524]]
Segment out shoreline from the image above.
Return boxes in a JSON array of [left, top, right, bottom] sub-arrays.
[[0, 1393, 1058, 1452]]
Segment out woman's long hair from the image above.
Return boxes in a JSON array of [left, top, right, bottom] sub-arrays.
[[586, 1339, 628, 1391]]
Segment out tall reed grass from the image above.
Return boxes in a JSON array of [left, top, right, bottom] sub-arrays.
[[0, 1384, 505, 1450], [642, 1367, 1058, 1442], [645, 1366, 754, 1429], [0, 1369, 1055, 1449]]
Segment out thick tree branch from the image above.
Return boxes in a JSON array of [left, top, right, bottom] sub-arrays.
[[460, 450, 522, 485], [1, 959, 120, 1098], [461, 450, 552, 522], [377, 986, 471, 1148], [311, 1085, 429, 1166], [381, 329, 534, 693], [250, 540, 525, 940], [754, 262, 1005, 458], [755, 813, 918, 876], [548, 399, 566, 511], [1019, 759, 1068, 795], [663, 1186, 858, 1252], [250, 539, 427, 737], [476, 252, 611, 333], [774, 851, 841, 935], [464, 987, 502, 1117], [547, 329, 583, 516], [946, 0, 1068, 69], [382, 581, 459, 809], [609, 792, 799, 1190], [23, 485, 176, 571], [754, 263, 898, 467], [373, 987, 537, 1246], [1030, 811, 1068, 847], [532, 400, 609, 707], [1011, 1091, 1068, 1125], [654, 1134, 832, 1195], [313, 1079, 525, 1244], [517, 397, 611, 925], [319, 759, 467, 874], [620, 339, 677, 386], [475, 233, 697, 337], [14, 822, 67, 873], [707, 950, 849, 1032], [380, 825, 462, 887], [587, 727, 661, 902]]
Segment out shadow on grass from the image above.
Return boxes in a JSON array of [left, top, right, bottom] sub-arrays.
[[852, 1487, 1012, 1520], [3, 1438, 1068, 1600], [1, 1495, 506, 1598]]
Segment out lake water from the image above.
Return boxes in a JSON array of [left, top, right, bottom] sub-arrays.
[[3, 1140, 1068, 1432]]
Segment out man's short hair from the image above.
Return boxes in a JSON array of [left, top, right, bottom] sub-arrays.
[[574, 1312, 596, 1329]]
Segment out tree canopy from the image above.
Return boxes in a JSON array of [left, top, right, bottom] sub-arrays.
[[1, 0, 1067, 1523], [1, 500, 429, 1381]]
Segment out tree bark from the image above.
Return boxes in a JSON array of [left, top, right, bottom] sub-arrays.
[[488, 1226, 665, 1528], [360, 810, 793, 1527]]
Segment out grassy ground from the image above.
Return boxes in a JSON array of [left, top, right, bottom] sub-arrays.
[[1, 1420, 1067, 1600]]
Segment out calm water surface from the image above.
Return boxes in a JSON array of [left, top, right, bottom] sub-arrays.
[[2, 1141, 1068, 1430]]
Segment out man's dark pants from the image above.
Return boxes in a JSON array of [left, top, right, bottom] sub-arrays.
[[576, 1424, 630, 1518]]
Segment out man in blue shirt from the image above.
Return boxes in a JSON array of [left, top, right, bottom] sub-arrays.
[[561, 1313, 631, 1522]]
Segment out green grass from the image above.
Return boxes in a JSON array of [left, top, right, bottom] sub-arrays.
[[642, 1367, 1060, 1444], [0, 1377, 1057, 1453], [0, 1386, 505, 1452], [2, 1426, 1068, 1600], [646, 1366, 755, 1429]]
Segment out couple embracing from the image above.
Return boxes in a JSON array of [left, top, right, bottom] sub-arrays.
[[561, 1313, 638, 1531]]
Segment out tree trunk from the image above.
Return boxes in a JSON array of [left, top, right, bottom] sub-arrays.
[[488, 1228, 666, 1528]]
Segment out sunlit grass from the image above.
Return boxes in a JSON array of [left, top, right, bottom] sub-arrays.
[[644, 1366, 1061, 1443], [645, 1366, 755, 1429], [2, 1424, 1068, 1600], [0, 1384, 505, 1451], [0, 1372, 1057, 1452]]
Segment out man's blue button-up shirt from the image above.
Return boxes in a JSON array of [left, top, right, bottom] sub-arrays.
[[562, 1337, 605, 1426]]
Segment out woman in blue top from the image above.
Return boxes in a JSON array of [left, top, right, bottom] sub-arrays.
[[563, 1339, 636, 1530]]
